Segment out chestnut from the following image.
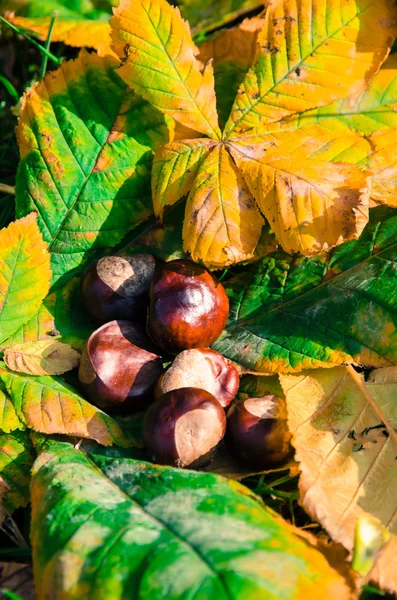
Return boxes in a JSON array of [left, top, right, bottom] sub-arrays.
[[155, 348, 239, 407], [226, 395, 292, 468], [147, 259, 229, 353], [78, 320, 163, 413], [143, 387, 226, 468], [80, 254, 156, 324]]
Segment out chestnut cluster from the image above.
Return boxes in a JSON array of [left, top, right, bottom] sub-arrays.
[[77, 254, 291, 470]]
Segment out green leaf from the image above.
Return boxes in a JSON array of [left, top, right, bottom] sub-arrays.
[[0, 213, 51, 346], [213, 205, 397, 373], [0, 381, 25, 433], [16, 50, 170, 288], [0, 431, 34, 523], [0, 0, 113, 19], [179, 0, 263, 36], [0, 365, 134, 447], [30, 437, 354, 600], [2, 276, 94, 352]]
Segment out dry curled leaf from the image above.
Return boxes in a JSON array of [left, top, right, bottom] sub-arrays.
[[281, 366, 397, 594], [4, 339, 80, 376]]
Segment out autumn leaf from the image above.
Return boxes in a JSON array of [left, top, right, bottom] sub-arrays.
[[0, 213, 51, 346], [0, 364, 134, 447], [198, 17, 264, 126], [223, 0, 396, 138], [183, 144, 265, 267], [110, 0, 221, 139], [16, 50, 170, 287], [0, 431, 34, 525], [2, 276, 93, 352], [8, 15, 113, 57], [30, 436, 355, 600], [4, 340, 80, 376], [0, 0, 114, 18], [152, 138, 217, 217], [367, 129, 397, 206], [213, 206, 397, 373], [280, 366, 397, 594], [0, 381, 24, 433], [229, 133, 371, 256]]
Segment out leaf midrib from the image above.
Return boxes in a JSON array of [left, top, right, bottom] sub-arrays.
[[225, 4, 369, 138]]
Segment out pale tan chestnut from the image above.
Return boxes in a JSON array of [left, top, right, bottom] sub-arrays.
[[155, 348, 239, 407]]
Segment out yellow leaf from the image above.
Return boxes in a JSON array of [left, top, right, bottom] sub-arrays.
[[152, 138, 216, 217], [229, 135, 371, 256], [0, 213, 51, 346], [183, 144, 264, 268], [7, 15, 114, 57], [280, 365, 397, 595], [4, 340, 81, 376], [224, 0, 396, 137], [368, 129, 397, 206], [110, 0, 221, 139]]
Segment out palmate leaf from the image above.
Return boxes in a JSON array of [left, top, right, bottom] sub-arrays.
[[8, 15, 113, 57], [367, 129, 397, 206], [280, 366, 397, 594], [16, 50, 170, 288], [2, 276, 93, 352], [183, 144, 264, 266], [0, 431, 34, 524], [0, 213, 51, 346], [30, 436, 354, 600], [229, 131, 370, 256], [223, 0, 396, 138], [0, 382, 24, 433], [273, 54, 397, 136], [0, 364, 134, 447], [110, 0, 221, 139], [179, 0, 264, 36], [4, 340, 80, 376], [213, 206, 397, 373]]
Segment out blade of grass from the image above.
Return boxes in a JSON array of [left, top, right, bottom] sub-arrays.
[[39, 11, 58, 79], [0, 16, 61, 66], [0, 183, 15, 195], [0, 76, 19, 104]]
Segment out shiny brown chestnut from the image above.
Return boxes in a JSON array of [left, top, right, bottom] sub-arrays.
[[78, 320, 163, 413], [226, 395, 292, 468], [155, 348, 239, 407], [143, 387, 226, 468], [80, 254, 156, 324], [147, 259, 229, 353]]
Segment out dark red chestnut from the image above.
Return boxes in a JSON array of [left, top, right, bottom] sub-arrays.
[[226, 395, 292, 468], [143, 387, 226, 468], [147, 259, 229, 353], [78, 320, 163, 413], [155, 348, 239, 407], [81, 254, 155, 324]]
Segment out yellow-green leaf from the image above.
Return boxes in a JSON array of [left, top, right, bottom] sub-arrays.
[[368, 129, 397, 206], [224, 0, 396, 137], [0, 213, 51, 346], [110, 0, 221, 139], [281, 366, 397, 594], [8, 15, 114, 57], [229, 133, 371, 256], [0, 381, 24, 433], [4, 340, 80, 376], [152, 138, 216, 217], [183, 144, 264, 267], [0, 431, 34, 524], [0, 365, 134, 447]]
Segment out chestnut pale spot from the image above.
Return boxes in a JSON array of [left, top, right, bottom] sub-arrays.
[[97, 254, 155, 296], [244, 396, 285, 419], [175, 408, 224, 467]]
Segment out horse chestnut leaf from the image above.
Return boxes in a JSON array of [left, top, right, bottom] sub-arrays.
[[155, 348, 239, 407], [147, 259, 229, 353], [143, 387, 226, 468], [79, 320, 163, 413], [81, 254, 155, 324], [226, 395, 292, 468]]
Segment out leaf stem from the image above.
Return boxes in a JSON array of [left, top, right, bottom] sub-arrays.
[[0, 183, 15, 195], [39, 12, 58, 79], [0, 16, 61, 66]]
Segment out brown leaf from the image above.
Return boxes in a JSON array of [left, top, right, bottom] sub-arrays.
[[4, 340, 80, 376]]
